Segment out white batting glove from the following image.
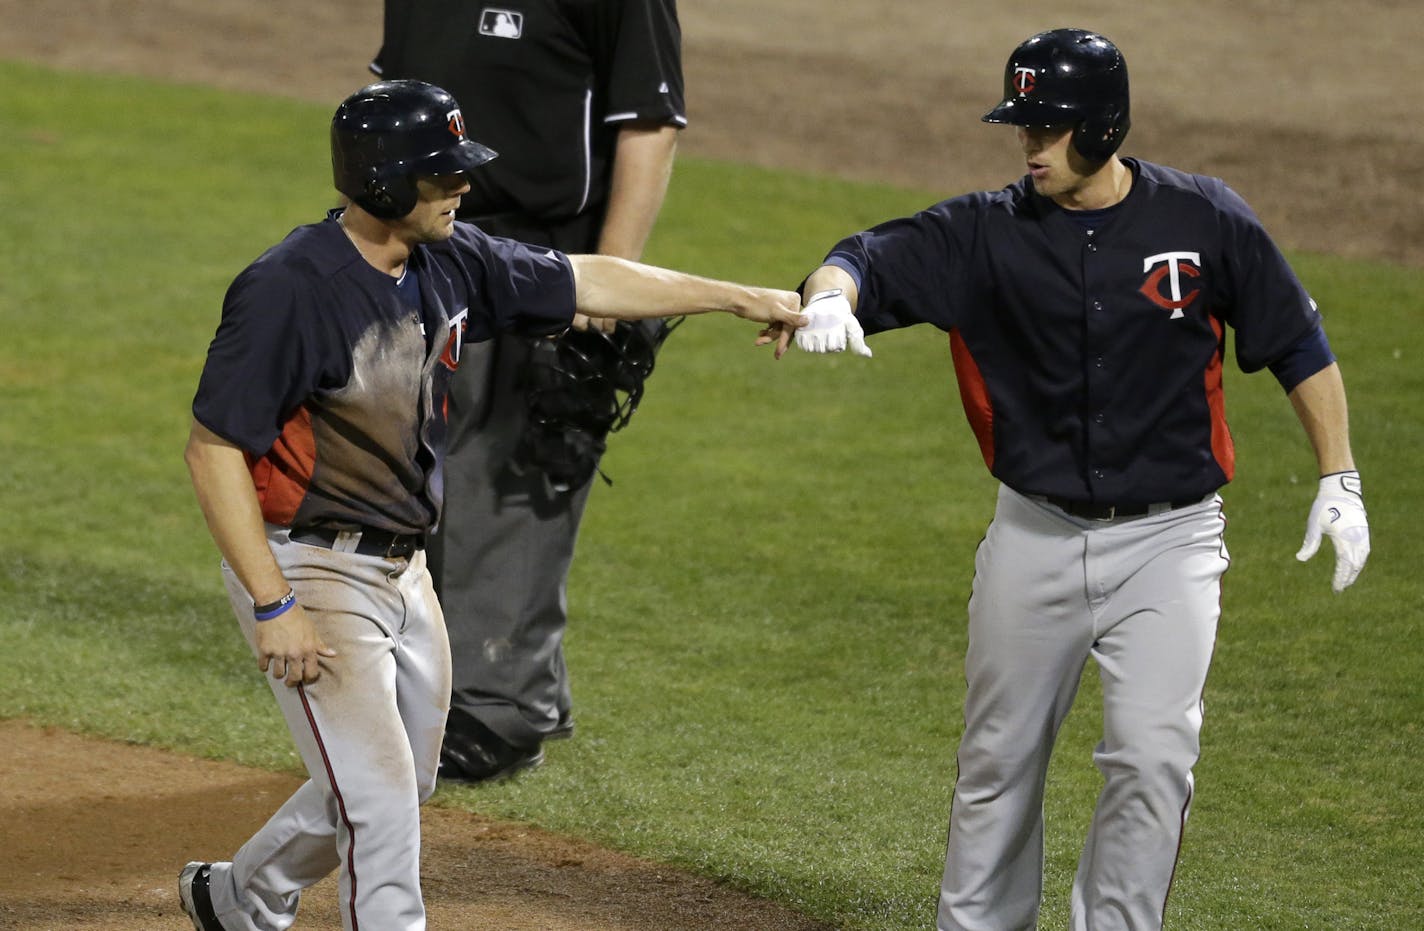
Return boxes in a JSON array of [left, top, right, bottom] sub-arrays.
[[1295, 470, 1370, 592], [794, 289, 872, 357]]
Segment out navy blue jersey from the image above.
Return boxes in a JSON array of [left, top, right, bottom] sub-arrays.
[[825, 159, 1325, 505], [193, 213, 575, 534], [374, 0, 686, 221]]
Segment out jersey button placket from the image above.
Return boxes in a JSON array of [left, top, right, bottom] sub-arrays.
[[1086, 290, 1104, 493], [1083, 231, 1106, 498]]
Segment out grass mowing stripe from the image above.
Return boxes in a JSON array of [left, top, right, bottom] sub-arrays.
[[3, 58, 1422, 929]]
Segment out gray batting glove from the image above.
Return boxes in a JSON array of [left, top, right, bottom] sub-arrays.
[[794, 289, 872, 357], [1295, 469, 1370, 592]]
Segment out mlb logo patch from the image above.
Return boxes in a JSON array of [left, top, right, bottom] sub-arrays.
[[479, 8, 523, 38]]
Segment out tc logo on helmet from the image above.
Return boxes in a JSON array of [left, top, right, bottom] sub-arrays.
[[1139, 252, 1202, 318], [1013, 67, 1037, 95], [446, 108, 466, 139]]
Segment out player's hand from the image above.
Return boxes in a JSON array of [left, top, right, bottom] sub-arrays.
[[741, 288, 806, 337], [793, 289, 872, 358], [572, 312, 617, 334], [1295, 470, 1370, 592], [255, 605, 337, 686], [754, 317, 799, 359]]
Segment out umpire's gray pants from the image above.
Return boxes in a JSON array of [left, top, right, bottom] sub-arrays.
[[431, 211, 602, 748], [430, 331, 593, 747], [939, 485, 1228, 931]]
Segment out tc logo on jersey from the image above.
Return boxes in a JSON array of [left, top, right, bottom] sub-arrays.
[[1013, 67, 1037, 95], [446, 108, 466, 139], [479, 8, 523, 38], [441, 308, 469, 371], [1139, 251, 1202, 319]]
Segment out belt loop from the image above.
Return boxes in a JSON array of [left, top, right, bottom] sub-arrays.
[[333, 530, 362, 554]]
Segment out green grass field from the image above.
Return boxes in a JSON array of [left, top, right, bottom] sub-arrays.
[[2, 59, 1421, 929]]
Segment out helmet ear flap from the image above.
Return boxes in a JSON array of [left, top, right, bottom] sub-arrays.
[[358, 175, 418, 219], [365, 178, 394, 208], [1072, 103, 1131, 162]]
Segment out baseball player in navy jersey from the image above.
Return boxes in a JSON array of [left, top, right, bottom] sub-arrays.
[[373, 0, 688, 783], [763, 28, 1370, 931], [177, 79, 803, 931]]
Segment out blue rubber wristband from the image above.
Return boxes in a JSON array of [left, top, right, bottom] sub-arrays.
[[253, 589, 297, 621]]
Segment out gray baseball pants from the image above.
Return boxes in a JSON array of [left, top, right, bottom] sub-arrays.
[[938, 485, 1228, 931], [207, 527, 450, 931]]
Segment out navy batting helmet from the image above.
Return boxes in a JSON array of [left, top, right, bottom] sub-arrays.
[[982, 28, 1130, 162], [331, 80, 497, 219]]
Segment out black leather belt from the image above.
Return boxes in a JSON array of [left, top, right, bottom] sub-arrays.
[[290, 526, 424, 559], [1044, 496, 1206, 521]]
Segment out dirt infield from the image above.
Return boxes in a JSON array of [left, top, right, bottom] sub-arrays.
[[0, 2, 1417, 929], [0, 720, 831, 931]]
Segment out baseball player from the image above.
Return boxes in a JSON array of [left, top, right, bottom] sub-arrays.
[[178, 80, 803, 931], [373, 0, 687, 782], [763, 29, 1371, 931]]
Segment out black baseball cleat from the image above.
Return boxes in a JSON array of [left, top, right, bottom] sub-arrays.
[[178, 861, 224, 931], [546, 713, 575, 741], [439, 708, 545, 783]]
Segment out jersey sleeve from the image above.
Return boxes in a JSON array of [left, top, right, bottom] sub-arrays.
[[1267, 322, 1335, 392], [824, 199, 966, 336], [191, 269, 330, 455], [598, 0, 687, 127], [1212, 181, 1324, 373], [442, 226, 577, 340]]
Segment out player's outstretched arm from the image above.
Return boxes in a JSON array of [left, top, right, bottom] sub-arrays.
[[1287, 363, 1370, 592], [184, 420, 336, 684], [567, 254, 806, 332]]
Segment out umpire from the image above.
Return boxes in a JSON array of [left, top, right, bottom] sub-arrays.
[[372, 0, 687, 781]]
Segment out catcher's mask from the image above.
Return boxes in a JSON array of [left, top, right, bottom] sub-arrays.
[[981, 28, 1131, 163], [331, 80, 497, 219], [515, 318, 683, 493]]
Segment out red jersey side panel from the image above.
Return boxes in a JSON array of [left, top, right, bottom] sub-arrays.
[[1205, 317, 1235, 482], [248, 406, 318, 526], [950, 330, 996, 471]]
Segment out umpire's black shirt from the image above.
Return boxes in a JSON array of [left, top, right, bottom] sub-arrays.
[[375, 0, 686, 223]]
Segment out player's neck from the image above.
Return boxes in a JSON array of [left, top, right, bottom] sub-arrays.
[[1053, 157, 1131, 212], [338, 208, 410, 279]]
